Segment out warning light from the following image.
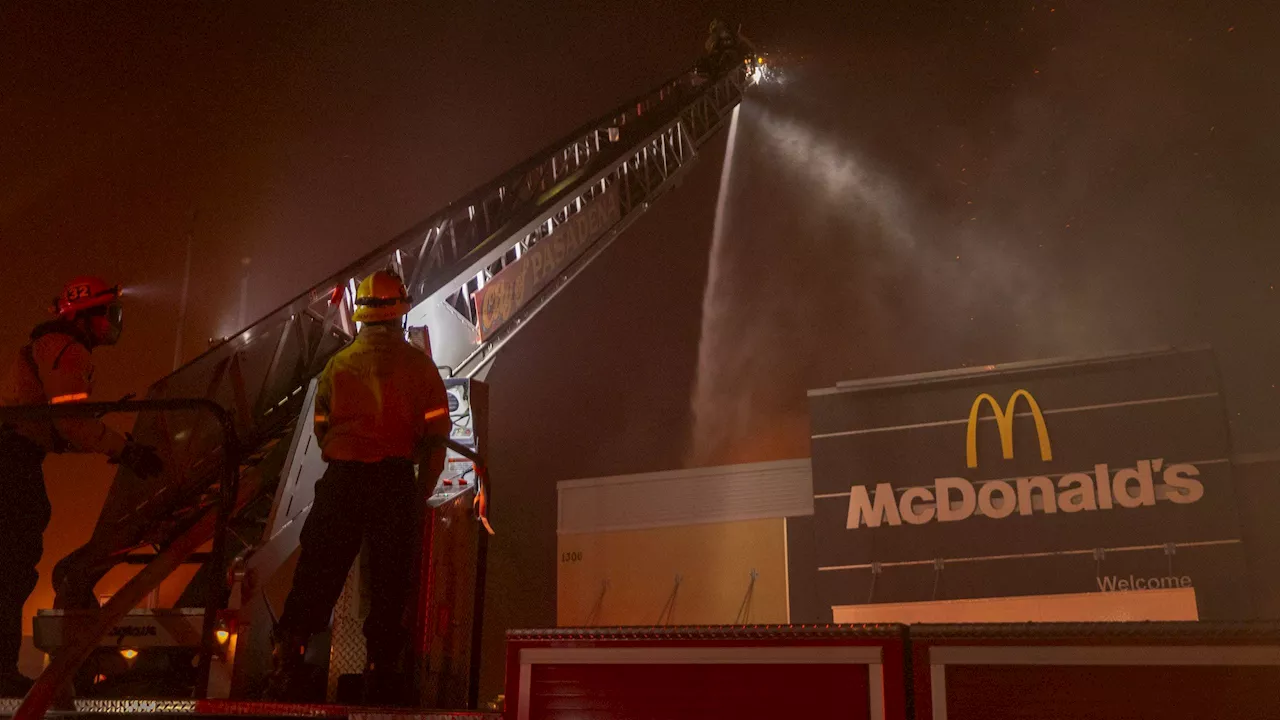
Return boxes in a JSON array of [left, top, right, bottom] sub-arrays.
[[215, 629, 230, 644], [120, 649, 138, 660]]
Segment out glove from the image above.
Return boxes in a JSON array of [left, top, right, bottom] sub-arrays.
[[116, 441, 164, 479]]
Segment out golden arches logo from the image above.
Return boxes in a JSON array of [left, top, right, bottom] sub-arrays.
[[966, 389, 1053, 469]]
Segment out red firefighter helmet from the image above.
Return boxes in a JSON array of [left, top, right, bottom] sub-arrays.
[[53, 276, 122, 321]]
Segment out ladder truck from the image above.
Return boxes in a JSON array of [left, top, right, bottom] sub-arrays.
[[10, 56, 761, 719]]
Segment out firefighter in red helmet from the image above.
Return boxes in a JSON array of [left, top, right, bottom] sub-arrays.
[[0, 277, 162, 695], [265, 270, 449, 704]]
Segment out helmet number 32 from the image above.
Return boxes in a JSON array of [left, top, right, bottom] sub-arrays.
[[66, 284, 92, 301]]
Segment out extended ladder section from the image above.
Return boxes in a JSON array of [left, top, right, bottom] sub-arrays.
[[51, 62, 751, 619]]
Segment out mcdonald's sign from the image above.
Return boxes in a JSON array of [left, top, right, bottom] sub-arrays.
[[842, 389, 1206, 530], [966, 389, 1053, 468], [803, 347, 1252, 622]]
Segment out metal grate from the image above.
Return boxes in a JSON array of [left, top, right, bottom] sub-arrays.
[[72, 698, 201, 713], [326, 562, 367, 702]]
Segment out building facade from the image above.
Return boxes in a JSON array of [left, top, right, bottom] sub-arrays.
[[559, 349, 1279, 626]]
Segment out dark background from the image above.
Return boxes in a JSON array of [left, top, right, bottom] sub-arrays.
[[3, 0, 1278, 699]]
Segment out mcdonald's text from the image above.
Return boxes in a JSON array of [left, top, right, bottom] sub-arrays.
[[846, 459, 1204, 529]]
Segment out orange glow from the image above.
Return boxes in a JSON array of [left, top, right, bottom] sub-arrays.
[[215, 629, 230, 644], [424, 407, 447, 421], [120, 648, 138, 660]]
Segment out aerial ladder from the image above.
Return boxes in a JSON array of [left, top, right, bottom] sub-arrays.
[[16, 57, 758, 717]]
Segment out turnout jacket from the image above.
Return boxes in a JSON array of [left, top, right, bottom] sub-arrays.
[[0, 321, 127, 457], [313, 324, 450, 467]]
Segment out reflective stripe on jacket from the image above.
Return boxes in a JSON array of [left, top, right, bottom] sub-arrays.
[[313, 324, 450, 463], [0, 322, 127, 457]]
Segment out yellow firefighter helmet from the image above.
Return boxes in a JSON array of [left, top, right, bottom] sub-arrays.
[[352, 270, 412, 323]]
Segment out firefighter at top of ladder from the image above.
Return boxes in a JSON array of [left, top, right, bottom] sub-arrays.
[[0, 276, 163, 697], [265, 269, 451, 705], [704, 18, 756, 75]]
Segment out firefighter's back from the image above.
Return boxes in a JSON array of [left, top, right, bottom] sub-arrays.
[[317, 324, 440, 463]]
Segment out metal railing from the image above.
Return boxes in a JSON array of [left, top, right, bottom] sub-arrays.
[[1, 398, 495, 718], [0, 399, 239, 719]]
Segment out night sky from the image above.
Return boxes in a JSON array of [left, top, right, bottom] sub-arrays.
[[3, 0, 1278, 699]]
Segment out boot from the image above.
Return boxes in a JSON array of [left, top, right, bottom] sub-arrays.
[[361, 661, 411, 708], [361, 636, 412, 707], [262, 634, 309, 702]]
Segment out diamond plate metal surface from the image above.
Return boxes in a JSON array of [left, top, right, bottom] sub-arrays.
[[326, 561, 367, 702], [73, 698, 200, 713]]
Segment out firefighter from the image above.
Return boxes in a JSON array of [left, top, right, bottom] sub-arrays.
[[266, 270, 449, 703], [705, 18, 735, 56], [704, 18, 756, 75], [0, 276, 162, 695]]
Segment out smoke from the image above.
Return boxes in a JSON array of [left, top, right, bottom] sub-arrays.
[[688, 99, 1048, 465], [688, 95, 954, 465], [687, 2, 1280, 464]]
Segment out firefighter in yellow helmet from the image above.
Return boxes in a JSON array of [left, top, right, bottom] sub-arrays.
[[0, 276, 162, 695], [266, 270, 449, 704]]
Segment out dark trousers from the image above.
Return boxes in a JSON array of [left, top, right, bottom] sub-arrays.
[[278, 459, 416, 666], [0, 431, 50, 675]]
